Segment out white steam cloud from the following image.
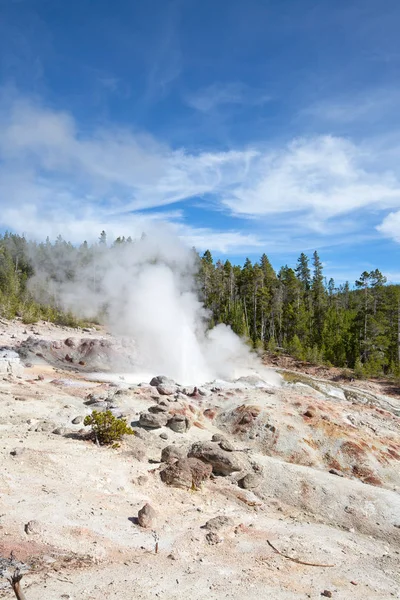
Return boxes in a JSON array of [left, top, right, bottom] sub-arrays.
[[29, 228, 280, 385]]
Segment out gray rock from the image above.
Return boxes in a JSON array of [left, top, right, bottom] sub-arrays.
[[150, 375, 176, 387], [52, 427, 67, 436], [157, 384, 177, 396], [159, 432, 169, 440], [137, 503, 157, 528], [85, 392, 108, 405], [10, 447, 26, 457], [238, 473, 261, 490], [139, 412, 169, 429], [180, 387, 195, 396], [32, 420, 57, 433], [24, 520, 42, 535], [198, 387, 211, 397], [204, 515, 235, 532], [188, 441, 242, 476], [211, 434, 235, 451], [161, 445, 187, 463], [167, 415, 191, 433], [72, 415, 84, 424], [206, 531, 222, 545], [148, 404, 169, 413]]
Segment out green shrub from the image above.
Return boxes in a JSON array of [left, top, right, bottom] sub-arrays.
[[83, 410, 134, 446], [353, 358, 364, 379]]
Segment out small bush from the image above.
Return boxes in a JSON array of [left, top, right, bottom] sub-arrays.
[[353, 358, 364, 379], [83, 410, 134, 446]]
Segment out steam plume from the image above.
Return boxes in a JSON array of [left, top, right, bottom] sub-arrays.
[[29, 228, 280, 385]]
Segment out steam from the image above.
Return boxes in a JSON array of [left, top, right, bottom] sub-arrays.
[[29, 228, 280, 385]]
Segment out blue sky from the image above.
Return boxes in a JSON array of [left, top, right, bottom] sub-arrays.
[[1, 0, 400, 283]]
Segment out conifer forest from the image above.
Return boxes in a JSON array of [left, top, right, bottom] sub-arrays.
[[1, 231, 399, 379]]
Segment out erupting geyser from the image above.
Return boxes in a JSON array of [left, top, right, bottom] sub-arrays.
[[29, 227, 280, 386]]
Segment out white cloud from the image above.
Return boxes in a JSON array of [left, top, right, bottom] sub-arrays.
[[303, 88, 400, 125], [2, 93, 400, 251], [377, 210, 400, 242], [185, 82, 271, 112], [222, 136, 400, 220]]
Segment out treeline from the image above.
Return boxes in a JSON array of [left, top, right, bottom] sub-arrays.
[[0, 232, 85, 326], [197, 250, 400, 378], [1, 231, 399, 377]]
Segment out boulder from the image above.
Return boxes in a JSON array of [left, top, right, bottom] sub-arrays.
[[203, 515, 235, 532], [211, 434, 234, 452], [157, 384, 177, 396], [148, 404, 169, 413], [137, 503, 157, 528], [160, 457, 212, 489], [150, 375, 175, 387], [139, 412, 168, 429], [238, 473, 261, 490], [188, 441, 242, 475], [161, 445, 187, 463], [167, 415, 191, 433]]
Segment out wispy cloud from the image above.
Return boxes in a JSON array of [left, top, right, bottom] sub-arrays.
[[185, 82, 271, 112], [302, 87, 400, 126], [144, 0, 182, 101], [2, 92, 400, 252]]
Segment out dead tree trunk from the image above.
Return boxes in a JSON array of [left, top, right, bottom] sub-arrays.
[[9, 569, 27, 600]]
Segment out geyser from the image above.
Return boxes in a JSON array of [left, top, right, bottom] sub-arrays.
[[29, 228, 280, 386]]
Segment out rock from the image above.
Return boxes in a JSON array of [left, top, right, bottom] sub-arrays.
[[211, 433, 226, 443], [198, 387, 211, 397], [24, 520, 42, 535], [329, 469, 344, 477], [304, 406, 317, 418], [32, 420, 57, 432], [139, 412, 169, 429], [211, 434, 234, 451], [52, 427, 67, 436], [85, 392, 108, 404], [157, 384, 177, 396], [10, 447, 26, 457], [148, 404, 169, 413], [188, 441, 242, 476], [160, 458, 212, 489], [180, 387, 196, 396], [64, 338, 76, 347], [160, 459, 193, 489], [137, 503, 157, 528], [161, 445, 187, 463], [167, 415, 191, 433], [150, 375, 175, 387], [204, 515, 235, 532], [72, 415, 84, 424], [159, 432, 169, 440], [190, 458, 213, 488], [206, 531, 222, 545], [321, 592, 332, 598], [238, 473, 261, 490]]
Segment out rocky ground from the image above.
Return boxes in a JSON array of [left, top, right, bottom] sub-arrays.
[[0, 318, 399, 599]]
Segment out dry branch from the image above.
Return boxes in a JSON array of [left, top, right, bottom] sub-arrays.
[[8, 569, 27, 600], [267, 540, 335, 568]]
